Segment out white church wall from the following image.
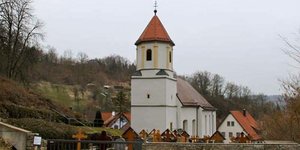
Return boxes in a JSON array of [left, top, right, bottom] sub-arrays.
[[166, 107, 178, 131], [179, 107, 197, 136], [136, 42, 173, 71], [131, 107, 166, 133], [218, 114, 245, 143], [165, 79, 177, 106], [131, 78, 167, 105], [199, 110, 216, 137]]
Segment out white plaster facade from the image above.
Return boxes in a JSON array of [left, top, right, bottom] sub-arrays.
[[218, 114, 245, 143], [131, 14, 216, 137], [110, 116, 129, 129], [136, 42, 173, 71]]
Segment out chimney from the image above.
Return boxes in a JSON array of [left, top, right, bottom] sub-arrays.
[[112, 111, 115, 116], [243, 109, 246, 116]]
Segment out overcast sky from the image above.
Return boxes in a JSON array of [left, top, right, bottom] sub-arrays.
[[33, 0, 300, 95]]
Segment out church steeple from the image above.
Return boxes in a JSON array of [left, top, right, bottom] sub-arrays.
[[135, 15, 175, 46], [134, 8, 175, 72]]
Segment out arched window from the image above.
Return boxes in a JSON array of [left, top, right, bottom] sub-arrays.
[[192, 119, 196, 136], [183, 120, 188, 131], [169, 51, 172, 63], [146, 49, 152, 61]]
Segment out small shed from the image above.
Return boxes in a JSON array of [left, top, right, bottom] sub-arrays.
[[209, 131, 225, 143]]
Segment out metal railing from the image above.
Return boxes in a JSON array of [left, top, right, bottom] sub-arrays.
[[47, 139, 143, 150]]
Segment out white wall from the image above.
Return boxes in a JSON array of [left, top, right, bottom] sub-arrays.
[[131, 107, 168, 133], [177, 106, 197, 136], [0, 122, 31, 150], [131, 78, 167, 106], [110, 117, 128, 129], [131, 75, 177, 133], [199, 110, 216, 137], [218, 114, 245, 143], [166, 107, 178, 131], [136, 42, 173, 71]]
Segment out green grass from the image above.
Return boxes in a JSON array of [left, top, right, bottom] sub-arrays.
[[32, 82, 76, 107], [81, 127, 123, 136], [7, 118, 122, 139]]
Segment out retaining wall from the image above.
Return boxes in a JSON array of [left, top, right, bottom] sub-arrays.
[[0, 121, 37, 150]]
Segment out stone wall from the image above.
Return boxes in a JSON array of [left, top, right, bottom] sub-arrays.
[[0, 121, 47, 150], [142, 143, 300, 150]]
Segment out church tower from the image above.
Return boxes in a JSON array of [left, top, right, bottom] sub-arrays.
[[131, 9, 178, 132]]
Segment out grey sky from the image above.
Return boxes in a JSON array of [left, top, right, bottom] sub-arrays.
[[33, 0, 300, 95]]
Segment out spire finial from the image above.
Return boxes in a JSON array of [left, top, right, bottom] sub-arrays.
[[154, 0, 158, 15]]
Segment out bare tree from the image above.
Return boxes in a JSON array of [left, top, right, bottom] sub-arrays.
[[0, 0, 43, 79], [262, 32, 300, 142], [191, 71, 212, 96], [224, 82, 240, 99], [280, 34, 300, 66], [210, 74, 225, 97]]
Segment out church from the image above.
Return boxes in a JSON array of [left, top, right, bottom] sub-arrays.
[[131, 9, 216, 138]]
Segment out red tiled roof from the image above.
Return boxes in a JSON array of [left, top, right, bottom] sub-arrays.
[[177, 78, 215, 110], [135, 15, 175, 46], [102, 112, 131, 126], [101, 112, 113, 122], [230, 111, 261, 140]]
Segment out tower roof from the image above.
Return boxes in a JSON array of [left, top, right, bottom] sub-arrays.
[[135, 15, 175, 46]]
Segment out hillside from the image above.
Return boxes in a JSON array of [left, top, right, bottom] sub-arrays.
[[0, 76, 74, 118], [0, 76, 122, 139]]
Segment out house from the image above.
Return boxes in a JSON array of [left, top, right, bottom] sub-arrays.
[[131, 8, 216, 138], [217, 109, 262, 143], [101, 112, 131, 131]]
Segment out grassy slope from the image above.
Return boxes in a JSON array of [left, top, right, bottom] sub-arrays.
[[32, 82, 92, 112], [33, 82, 74, 107], [0, 76, 122, 139]]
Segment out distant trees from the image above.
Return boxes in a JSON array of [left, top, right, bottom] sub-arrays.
[[0, 0, 43, 80], [29, 49, 136, 86], [185, 71, 275, 119], [262, 34, 300, 142], [113, 91, 130, 113]]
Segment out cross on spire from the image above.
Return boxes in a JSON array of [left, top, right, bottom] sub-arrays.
[[154, 0, 158, 15]]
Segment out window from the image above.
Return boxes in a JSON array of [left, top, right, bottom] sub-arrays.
[[146, 49, 152, 61], [236, 132, 241, 137], [229, 132, 233, 137], [205, 115, 207, 134], [147, 94, 150, 99], [231, 121, 234, 126], [114, 125, 119, 129], [227, 121, 230, 126], [169, 51, 172, 63], [183, 120, 188, 131], [212, 115, 214, 131], [192, 120, 196, 136], [170, 122, 173, 131]]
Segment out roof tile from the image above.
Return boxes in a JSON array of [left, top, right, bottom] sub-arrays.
[[177, 78, 215, 110], [135, 15, 175, 46], [230, 111, 261, 140]]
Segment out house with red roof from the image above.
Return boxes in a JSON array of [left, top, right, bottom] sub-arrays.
[[217, 109, 262, 143], [101, 112, 131, 131]]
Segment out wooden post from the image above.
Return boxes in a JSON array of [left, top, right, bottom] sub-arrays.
[[72, 129, 87, 150]]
